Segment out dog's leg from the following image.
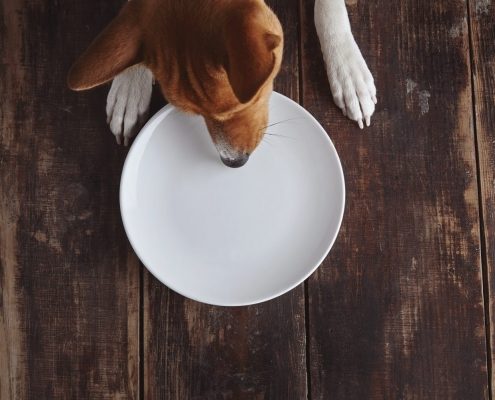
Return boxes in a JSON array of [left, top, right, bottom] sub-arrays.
[[315, 0, 376, 128], [106, 64, 153, 145]]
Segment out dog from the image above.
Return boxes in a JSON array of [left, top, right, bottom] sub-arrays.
[[68, 0, 376, 168]]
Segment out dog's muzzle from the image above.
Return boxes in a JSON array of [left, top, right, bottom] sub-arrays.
[[220, 153, 249, 168]]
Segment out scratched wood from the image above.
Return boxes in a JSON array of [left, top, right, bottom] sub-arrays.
[[0, 0, 140, 398], [2, 0, 494, 398], [468, 0, 495, 396], [143, 1, 307, 399], [301, 0, 488, 398]]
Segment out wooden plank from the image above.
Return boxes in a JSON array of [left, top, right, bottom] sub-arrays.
[[468, 0, 495, 396], [143, 1, 307, 398], [0, 1, 139, 398], [301, 0, 489, 398]]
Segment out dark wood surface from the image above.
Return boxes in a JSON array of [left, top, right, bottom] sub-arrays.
[[301, 0, 489, 398], [0, 0, 493, 399], [469, 0, 495, 397], [0, 0, 139, 398]]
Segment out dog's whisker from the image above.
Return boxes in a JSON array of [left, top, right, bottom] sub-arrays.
[[262, 137, 274, 147], [265, 132, 297, 140], [259, 117, 303, 132]]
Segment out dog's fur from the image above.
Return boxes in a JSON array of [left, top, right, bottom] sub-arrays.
[[68, 0, 376, 165]]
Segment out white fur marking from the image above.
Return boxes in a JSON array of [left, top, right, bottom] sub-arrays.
[[215, 137, 242, 160], [106, 65, 153, 145], [314, 0, 377, 129]]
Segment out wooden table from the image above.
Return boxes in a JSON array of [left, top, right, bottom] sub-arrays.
[[1, 0, 494, 398]]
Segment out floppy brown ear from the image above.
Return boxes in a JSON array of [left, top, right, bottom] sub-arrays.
[[224, 4, 282, 103], [67, 2, 143, 91]]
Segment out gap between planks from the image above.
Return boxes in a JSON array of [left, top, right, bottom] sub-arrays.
[[465, 0, 493, 398], [298, 0, 312, 399]]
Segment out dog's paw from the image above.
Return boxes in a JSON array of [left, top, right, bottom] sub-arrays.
[[106, 65, 153, 145], [321, 32, 377, 128]]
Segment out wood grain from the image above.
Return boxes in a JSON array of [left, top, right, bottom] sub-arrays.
[[468, 0, 495, 396], [301, 0, 488, 398], [143, 1, 307, 399], [2, 0, 494, 398], [0, 1, 139, 398]]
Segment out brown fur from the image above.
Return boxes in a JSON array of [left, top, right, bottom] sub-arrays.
[[68, 0, 283, 156]]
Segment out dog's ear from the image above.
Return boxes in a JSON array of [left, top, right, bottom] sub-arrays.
[[68, 2, 143, 90], [223, 3, 282, 103]]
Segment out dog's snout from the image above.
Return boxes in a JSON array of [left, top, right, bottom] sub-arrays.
[[220, 153, 250, 168]]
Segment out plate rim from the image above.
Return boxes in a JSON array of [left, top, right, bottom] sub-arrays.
[[120, 91, 346, 306]]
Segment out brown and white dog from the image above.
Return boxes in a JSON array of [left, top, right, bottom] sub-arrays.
[[68, 0, 376, 167]]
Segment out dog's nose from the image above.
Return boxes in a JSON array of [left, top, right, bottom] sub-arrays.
[[220, 153, 250, 168]]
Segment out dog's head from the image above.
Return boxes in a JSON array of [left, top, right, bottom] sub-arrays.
[[68, 0, 283, 167]]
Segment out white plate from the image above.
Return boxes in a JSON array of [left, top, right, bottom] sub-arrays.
[[120, 92, 345, 306]]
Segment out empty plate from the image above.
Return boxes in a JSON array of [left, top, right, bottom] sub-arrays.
[[120, 92, 345, 306]]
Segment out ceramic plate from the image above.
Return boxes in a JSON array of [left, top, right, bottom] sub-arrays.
[[120, 92, 345, 306]]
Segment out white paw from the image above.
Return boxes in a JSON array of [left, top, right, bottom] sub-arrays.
[[322, 33, 377, 128], [106, 65, 153, 145]]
